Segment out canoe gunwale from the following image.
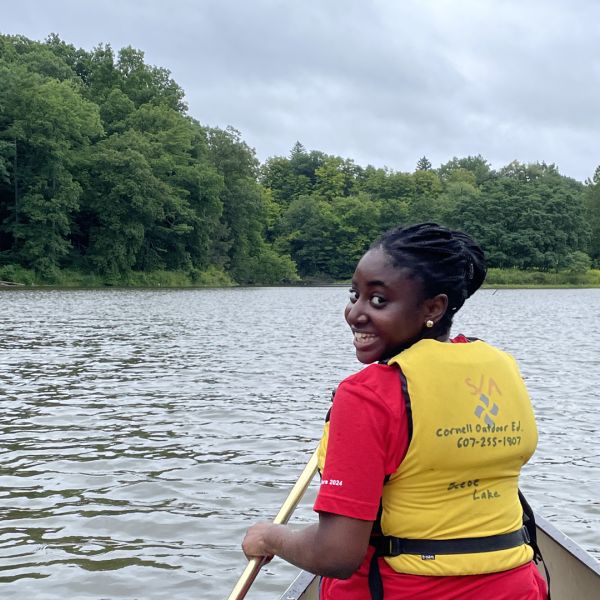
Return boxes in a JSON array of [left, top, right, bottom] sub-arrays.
[[280, 570, 318, 600], [535, 513, 600, 576]]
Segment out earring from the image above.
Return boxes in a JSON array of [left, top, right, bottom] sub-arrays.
[[425, 319, 434, 328]]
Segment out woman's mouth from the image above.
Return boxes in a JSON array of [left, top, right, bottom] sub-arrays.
[[354, 332, 377, 347]]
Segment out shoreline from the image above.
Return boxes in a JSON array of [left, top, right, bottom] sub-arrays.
[[1, 267, 599, 290], [2, 282, 600, 291]]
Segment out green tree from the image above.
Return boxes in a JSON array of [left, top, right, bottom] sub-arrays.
[[314, 156, 350, 200], [276, 194, 340, 278], [331, 194, 381, 278], [438, 179, 481, 228], [289, 142, 326, 186], [117, 46, 186, 111], [207, 126, 287, 282], [276, 192, 380, 280], [357, 166, 414, 201], [453, 163, 588, 269], [408, 170, 443, 222], [99, 88, 136, 134], [178, 121, 225, 270], [565, 250, 592, 273], [377, 197, 410, 233], [76, 131, 166, 275], [0, 141, 11, 186], [584, 166, 600, 265], [260, 142, 327, 207], [438, 155, 494, 186], [416, 156, 432, 171], [260, 156, 304, 205], [124, 104, 199, 271], [0, 60, 102, 274], [79, 43, 122, 104]]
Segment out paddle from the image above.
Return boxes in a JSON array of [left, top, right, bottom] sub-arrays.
[[227, 449, 320, 600]]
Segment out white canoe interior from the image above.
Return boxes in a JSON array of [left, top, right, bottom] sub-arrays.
[[279, 514, 600, 600]]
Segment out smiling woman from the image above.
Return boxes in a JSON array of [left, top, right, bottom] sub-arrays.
[[241, 223, 548, 600], [345, 249, 447, 364]]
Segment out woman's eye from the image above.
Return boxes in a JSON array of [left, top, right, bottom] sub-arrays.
[[370, 295, 386, 307], [348, 289, 358, 303]]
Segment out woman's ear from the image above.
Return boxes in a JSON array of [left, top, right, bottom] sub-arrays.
[[425, 293, 448, 323]]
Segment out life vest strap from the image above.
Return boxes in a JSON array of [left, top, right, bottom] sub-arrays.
[[370, 526, 529, 557]]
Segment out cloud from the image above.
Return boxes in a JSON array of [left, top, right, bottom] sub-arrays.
[[2, 0, 599, 180]]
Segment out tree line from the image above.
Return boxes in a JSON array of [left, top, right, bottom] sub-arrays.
[[1, 34, 598, 285]]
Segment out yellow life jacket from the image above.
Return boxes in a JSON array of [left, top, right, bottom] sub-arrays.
[[382, 339, 537, 575], [317, 339, 538, 577], [317, 418, 329, 475]]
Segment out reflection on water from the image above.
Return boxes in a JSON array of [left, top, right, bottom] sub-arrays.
[[0, 287, 598, 599]]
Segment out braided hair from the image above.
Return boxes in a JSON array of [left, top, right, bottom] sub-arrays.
[[372, 223, 487, 335]]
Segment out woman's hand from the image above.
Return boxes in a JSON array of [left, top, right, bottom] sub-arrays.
[[242, 522, 282, 560], [240, 514, 372, 579]]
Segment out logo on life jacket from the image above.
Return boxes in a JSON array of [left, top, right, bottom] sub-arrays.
[[474, 393, 499, 427]]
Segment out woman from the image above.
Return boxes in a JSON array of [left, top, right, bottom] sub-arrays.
[[242, 223, 548, 599]]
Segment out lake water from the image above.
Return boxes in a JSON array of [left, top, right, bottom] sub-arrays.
[[0, 287, 598, 599]]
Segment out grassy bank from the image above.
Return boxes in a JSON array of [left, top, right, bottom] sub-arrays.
[[0, 264, 235, 288], [1, 264, 600, 289], [484, 268, 600, 287]]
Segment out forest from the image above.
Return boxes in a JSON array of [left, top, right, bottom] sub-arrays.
[[1, 33, 599, 286]]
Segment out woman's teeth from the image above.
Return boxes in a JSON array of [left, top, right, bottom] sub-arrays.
[[355, 332, 376, 343]]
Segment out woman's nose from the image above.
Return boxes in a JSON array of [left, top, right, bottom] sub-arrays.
[[346, 301, 368, 325]]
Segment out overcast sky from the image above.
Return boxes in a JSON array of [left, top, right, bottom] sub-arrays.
[[3, 0, 599, 181]]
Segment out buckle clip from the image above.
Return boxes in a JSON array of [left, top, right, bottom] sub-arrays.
[[388, 538, 395, 555]]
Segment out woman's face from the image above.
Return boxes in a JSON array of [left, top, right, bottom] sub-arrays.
[[345, 248, 441, 364]]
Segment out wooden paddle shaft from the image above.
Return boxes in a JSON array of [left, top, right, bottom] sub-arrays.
[[227, 450, 320, 600]]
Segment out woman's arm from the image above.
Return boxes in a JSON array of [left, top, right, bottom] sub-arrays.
[[241, 370, 405, 579], [242, 511, 373, 579]]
